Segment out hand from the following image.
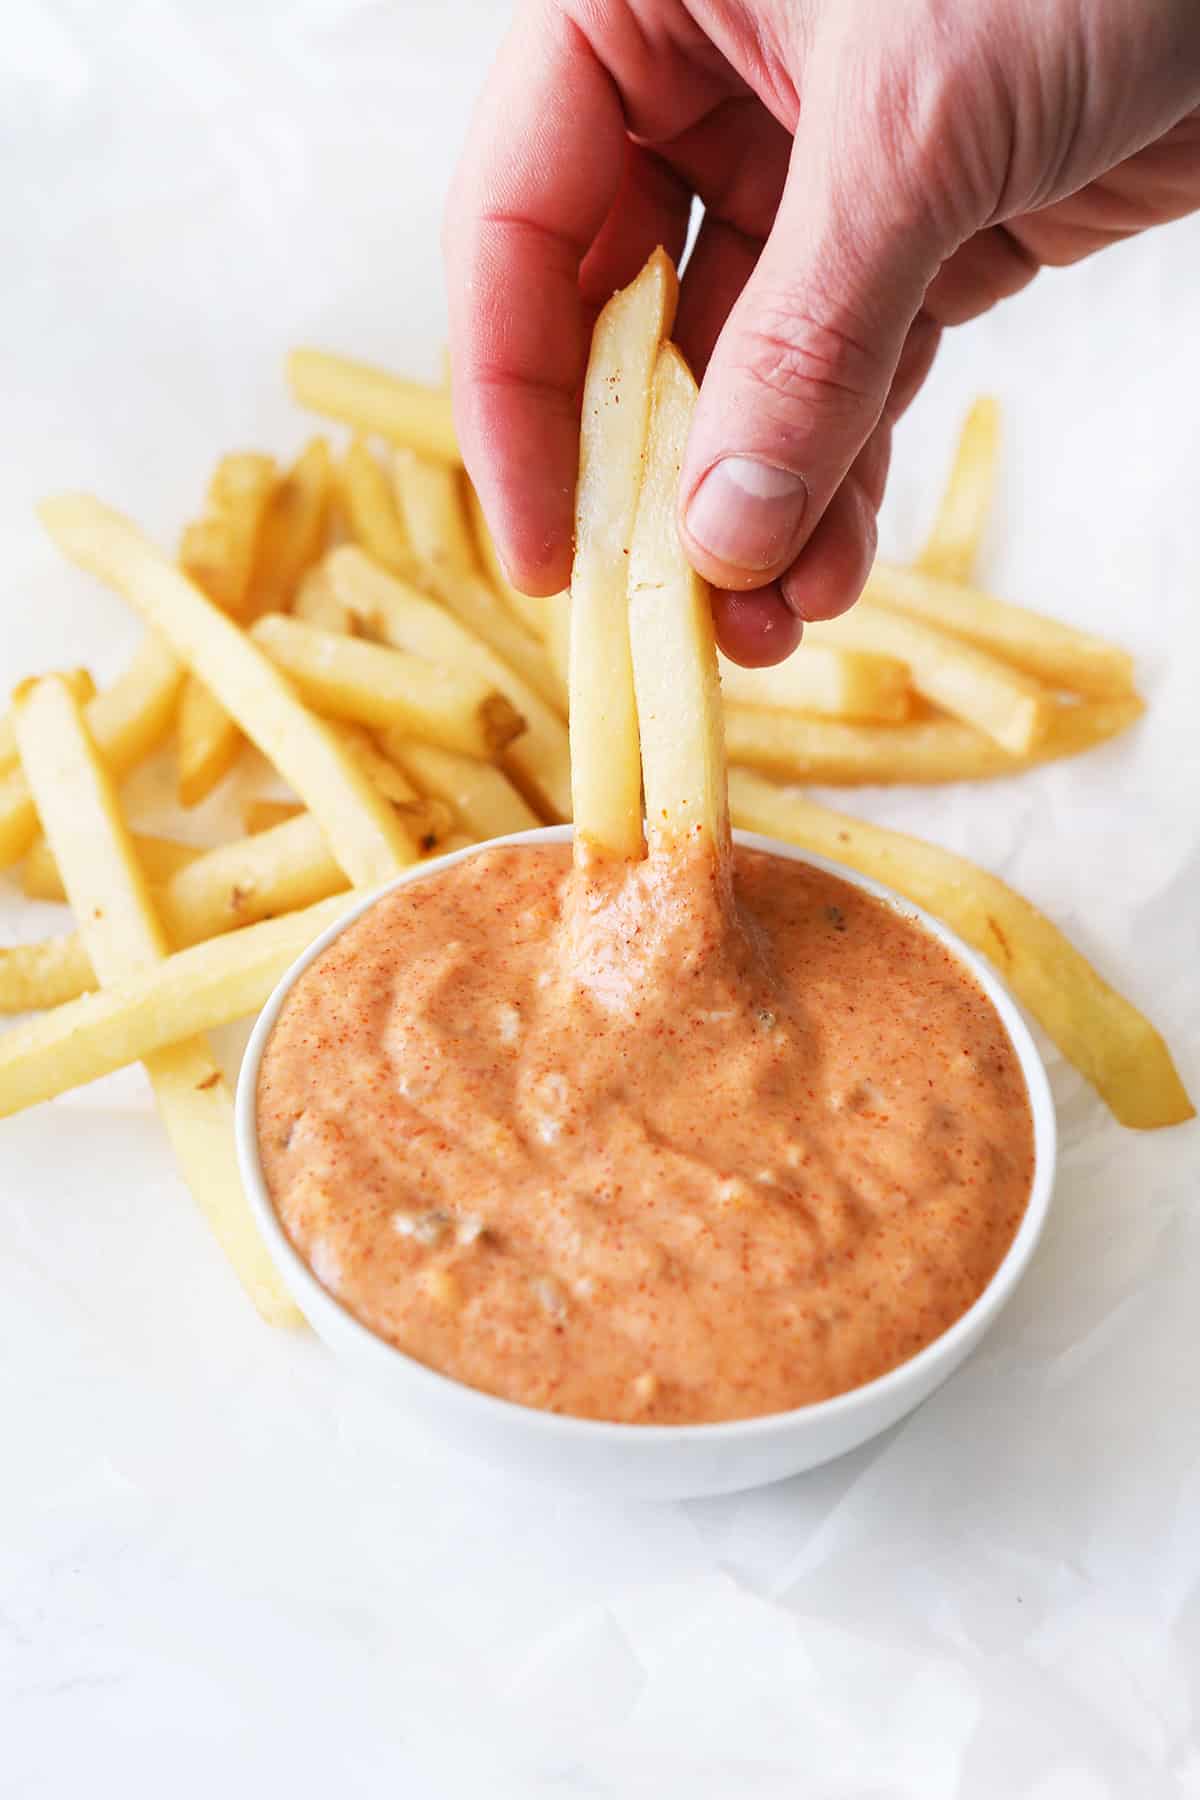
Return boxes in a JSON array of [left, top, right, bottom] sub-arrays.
[[444, 0, 1200, 664]]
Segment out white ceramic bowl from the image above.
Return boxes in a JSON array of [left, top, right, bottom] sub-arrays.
[[236, 826, 1056, 1501]]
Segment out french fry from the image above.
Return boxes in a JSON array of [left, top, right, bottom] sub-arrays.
[[864, 561, 1137, 700], [179, 452, 276, 614], [38, 496, 419, 887], [394, 451, 566, 714], [568, 249, 678, 857], [23, 831, 201, 904], [0, 632, 182, 870], [159, 812, 349, 944], [332, 725, 454, 849], [0, 669, 95, 775], [202, 452, 278, 607], [249, 612, 524, 757], [339, 437, 416, 579], [0, 893, 355, 1118], [329, 546, 572, 821], [0, 936, 97, 1012], [287, 348, 460, 463], [245, 437, 333, 621], [545, 593, 571, 694], [177, 677, 242, 808], [725, 694, 1143, 785], [179, 439, 333, 807], [378, 735, 541, 840], [728, 768, 1194, 1130], [392, 449, 478, 573], [465, 480, 554, 644], [244, 797, 303, 834], [11, 675, 300, 1322], [805, 603, 1054, 753], [293, 565, 355, 636], [917, 397, 1001, 583], [718, 645, 911, 723], [628, 345, 729, 860]]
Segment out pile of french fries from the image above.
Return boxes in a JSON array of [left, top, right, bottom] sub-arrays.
[[0, 253, 1190, 1329]]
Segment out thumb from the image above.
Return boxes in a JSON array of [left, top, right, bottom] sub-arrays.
[[679, 88, 950, 596]]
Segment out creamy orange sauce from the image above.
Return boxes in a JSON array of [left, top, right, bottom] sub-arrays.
[[257, 844, 1033, 1423]]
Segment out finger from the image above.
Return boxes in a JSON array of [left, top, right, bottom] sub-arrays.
[[580, 142, 693, 309], [444, 4, 627, 596], [674, 214, 761, 379], [678, 73, 950, 593], [923, 227, 1039, 326], [712, 586, 804, 666], [885, 312, 943, 423], [779, 456, 881, 624]]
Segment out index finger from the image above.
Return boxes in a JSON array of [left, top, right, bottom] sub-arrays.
[[444, 5, 627, 596]]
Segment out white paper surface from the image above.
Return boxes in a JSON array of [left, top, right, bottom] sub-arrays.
[[2, 4, 1198, 1795]]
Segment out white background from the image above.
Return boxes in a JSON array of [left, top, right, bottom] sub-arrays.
[[3, 3, 1199, 1795]]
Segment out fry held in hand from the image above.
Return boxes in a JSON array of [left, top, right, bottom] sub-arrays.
[[628, 345, 728, 861], [569, 248, 678, 858]]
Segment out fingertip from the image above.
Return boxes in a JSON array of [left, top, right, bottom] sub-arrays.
[[712, 586, 804, 667], [779, 479, 877, 623]]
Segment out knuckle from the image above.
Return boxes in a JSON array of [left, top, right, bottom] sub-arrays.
[[735, 301, 885, 422]]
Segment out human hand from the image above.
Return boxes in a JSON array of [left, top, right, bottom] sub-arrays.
[[445, 0, 1200, 664]]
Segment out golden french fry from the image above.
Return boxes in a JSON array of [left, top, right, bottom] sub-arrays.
[[865, 561, 1136, 700], [917, 397, 1001, 583], [728, 768, 1193, 1130], [392, 449, 478, 573], [379, 734, 541, 840], [245, 437, 333, 621], [0, 893, 354, 1118], [0, 936, 97, 1012], [339, 437, 416, 579], [11, 675, 300, 1322], [725, 694, 1143, 785], [545, 593, 571, 694], [0, 633, 182, 870], [570, 249, 678, 856], [329, 546, 571, 821], [180, 452, 277, 614], [179, 440, 334, 807], [160, 812, 348, 945], [805, 603, 1053, 753], [331, 725, 454, 849], [293, 564, 355, 636], [628, 345, 728, 860], [38, 496, 418, 886], [23, 830, 201, 904], [394, 451, 565, 713], [177, 676, 243, 807], [0, 669, 95, 775], [288, 349, 460, 463], [718, 645, 911, 723], [249, 612, 523, 756], [243, 797, 303, 834]]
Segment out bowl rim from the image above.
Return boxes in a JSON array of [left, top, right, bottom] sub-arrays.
[[235, 824, 1056, 1444]]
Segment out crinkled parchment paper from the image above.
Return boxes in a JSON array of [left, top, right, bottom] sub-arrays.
[[2, 4, 1197, 1794]]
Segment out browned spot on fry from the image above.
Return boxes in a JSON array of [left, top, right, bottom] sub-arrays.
[[196, 1071, 221, 1091], [987, 915, 1011, 962]]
